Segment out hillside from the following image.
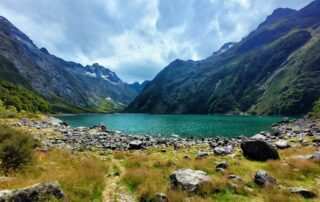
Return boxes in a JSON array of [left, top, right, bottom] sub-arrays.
[[0, 80, 50, 113], [127, 0, 320, 116], [0, 16, 144, 113]]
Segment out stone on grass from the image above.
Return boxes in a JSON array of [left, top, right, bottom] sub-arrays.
[[241, 140, 279, 161], [169, 169, 211, 193], [288, 188, 317, 199], [0, 182, 64, 202], [213, 147, 227, 155], [254, 170, 276, 187], [275, 140, 290, 149], [215, 161, 228, 169], [196, 151, 209, 159]]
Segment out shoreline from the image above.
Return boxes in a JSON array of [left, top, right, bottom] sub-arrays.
[[7, 115, 320, 152]]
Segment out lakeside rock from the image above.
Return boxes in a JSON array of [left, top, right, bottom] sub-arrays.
[[0, 182, 64, 202], [169, 169, 211, 193], [241, 140, 280, 161]]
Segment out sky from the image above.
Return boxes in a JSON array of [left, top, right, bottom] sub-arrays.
[[0, 0, 313, 83]]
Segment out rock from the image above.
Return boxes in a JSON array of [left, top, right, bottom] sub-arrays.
[[275, 140, 290, 149], [241, 140, 280, 161], [183, 155, 190, 159], [154, 192, 167, 201], [215, 161, 228, 169], [196, 151, 209, 159], [213, 147, 227, 155], [254, 170, 276, 187], [0, 182, 64, 201], [128, 140, 143, 150], [169, 169, 211, 193], [215, 168, 225, 173], [288, 187, 317, 199], [311, 151, 320, 161], [312, 137, 320, 144], [251, 134, 267, 140]]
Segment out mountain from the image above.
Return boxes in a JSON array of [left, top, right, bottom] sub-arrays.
[[0, 16, 139, 113], [127, 0, 320, 116], [129, 80, 150, 94]]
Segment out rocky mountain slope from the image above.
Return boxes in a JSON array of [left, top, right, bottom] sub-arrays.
[[127, 0, 320, 116], [0, 16, 144, 112]]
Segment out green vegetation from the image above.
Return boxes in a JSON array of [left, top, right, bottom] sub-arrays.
[[0, 80, 50, 113], [0, 125, 35, 174], [309, 98, 320, 119]]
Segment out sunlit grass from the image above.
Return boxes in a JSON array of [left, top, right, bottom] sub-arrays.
[[0, 149, 109, 202]]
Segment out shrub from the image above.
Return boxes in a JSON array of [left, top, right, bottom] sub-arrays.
[[0, 125, 34, 174]]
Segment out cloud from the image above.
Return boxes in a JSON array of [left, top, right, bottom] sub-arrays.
[[0, 0, 313, 83]]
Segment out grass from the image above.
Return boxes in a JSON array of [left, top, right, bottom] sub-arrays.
[[0, 149, 109, 202], [116, 144, 320, 201]]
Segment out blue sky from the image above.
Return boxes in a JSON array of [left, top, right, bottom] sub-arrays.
[[0, 0, 313, 83]]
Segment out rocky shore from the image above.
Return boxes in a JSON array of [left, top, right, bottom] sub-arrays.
[[9, 116, 320, 154]]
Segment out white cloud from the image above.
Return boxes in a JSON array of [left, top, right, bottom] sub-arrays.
[[0, 0, 314, 83]]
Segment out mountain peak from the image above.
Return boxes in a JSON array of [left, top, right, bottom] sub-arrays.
[[258, 8, 296, 28], [212, 42, 237, 57]]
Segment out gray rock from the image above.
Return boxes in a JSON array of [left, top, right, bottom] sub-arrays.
[[128, 140, 143, 150], [241, 140, 280, 161], [254, 170, 276, 187], [288, 187, 317, 199], [0, 182, 64, 202], [311, 151, 320, 161], [215, 161, 228, 169], [213, 147, 227, 155], [154, 192, 167, 201], [275, 140, 290, 149], [196, 151, 209, 159], [169, 169, 211, 193], [251, 134, 267, 140]]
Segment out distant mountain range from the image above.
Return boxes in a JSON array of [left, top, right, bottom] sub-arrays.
[[127, 0, 320, 116], [0, 16, 146, 113]]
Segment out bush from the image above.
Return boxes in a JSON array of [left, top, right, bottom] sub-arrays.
[[0, 125, 34, 174]]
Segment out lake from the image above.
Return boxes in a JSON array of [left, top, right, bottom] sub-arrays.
[[55, 113, 284, 138]]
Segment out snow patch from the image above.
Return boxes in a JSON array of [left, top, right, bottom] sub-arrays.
[[84, 72, 97, 77]]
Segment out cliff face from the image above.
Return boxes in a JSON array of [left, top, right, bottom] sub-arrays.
[[127, 1, 320, 115], [0, 16, 141, 112]]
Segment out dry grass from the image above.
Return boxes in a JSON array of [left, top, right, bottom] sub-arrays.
[[117, 145, 320, 202], [0, 149, 109, 202]]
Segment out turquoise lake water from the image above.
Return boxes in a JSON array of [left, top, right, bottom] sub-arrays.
[[55, 114, 284, 138]]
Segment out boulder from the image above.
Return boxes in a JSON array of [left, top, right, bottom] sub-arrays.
[[169, 169, 211, 193], [215, 161, 228, 169], [312, 137, 320, 144], [241, 140, 279, 161], [254, 170, 276, 187], [196, 151, 209, 159], [288, 188, 317, 199], [0, 182, 64, 202], [213, 147, 227, 155], [275, 140, 290, 149], [311, 151, 320, 161], [251, 134, 267, 140], [128, 140, 143, 150]]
